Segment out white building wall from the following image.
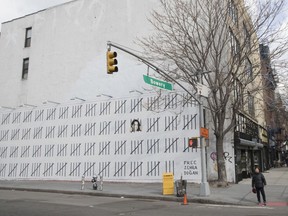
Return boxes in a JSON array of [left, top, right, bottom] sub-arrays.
[[0, 0, 160, 107], [206, 131, 235, 183], [0, 92, 202, 182], [0, 0, 238, 182]]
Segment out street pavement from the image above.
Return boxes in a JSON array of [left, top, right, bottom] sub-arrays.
[[0, 167, 287, 207]]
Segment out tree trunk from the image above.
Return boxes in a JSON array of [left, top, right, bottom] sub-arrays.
[[216, 134, 227, 183]]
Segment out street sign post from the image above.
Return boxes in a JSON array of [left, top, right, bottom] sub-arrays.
[[143, 75, 173, 91], [200, 127, 209, 139], [196, 82, 210, 98]]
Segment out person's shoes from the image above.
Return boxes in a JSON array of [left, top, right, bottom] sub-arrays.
[[257, 202, 261, 206], [263, 202, 266, 206]]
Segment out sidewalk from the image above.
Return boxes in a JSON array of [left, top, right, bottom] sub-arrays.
[[0, 167, 287, 206]]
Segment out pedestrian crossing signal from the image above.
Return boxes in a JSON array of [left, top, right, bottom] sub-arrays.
[[188, 138, 198, 148]]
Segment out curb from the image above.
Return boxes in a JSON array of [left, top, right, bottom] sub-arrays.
[[0, 186, 238, 206]]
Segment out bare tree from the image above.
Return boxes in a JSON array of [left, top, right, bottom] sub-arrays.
[[139, 0, 288, 182]]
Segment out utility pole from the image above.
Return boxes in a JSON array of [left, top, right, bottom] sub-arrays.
[[197, 71, 210, 197]]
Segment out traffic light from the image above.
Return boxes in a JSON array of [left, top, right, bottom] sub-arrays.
[[188, 137, 198, 148], [106, 51, 118, 74]]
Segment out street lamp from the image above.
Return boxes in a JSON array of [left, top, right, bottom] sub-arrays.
[[129, 90, 143, 94], [96, 94, 113, 98], [19, 104, 37, 108], [70, 97, 86, 101], [43, 100, 60, 105], [0, 106, 15, 110]]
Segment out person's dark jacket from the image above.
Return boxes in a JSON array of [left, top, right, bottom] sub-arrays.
[[252, 172, 267, 188]]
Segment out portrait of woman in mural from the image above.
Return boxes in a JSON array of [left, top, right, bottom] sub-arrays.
[[131, 119, 141, 132]]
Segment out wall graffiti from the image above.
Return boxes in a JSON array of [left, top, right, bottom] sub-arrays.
[[210, 152, 217, 162], [210, 152, 218, 172], [210, 152, 233, 164], [223, 152, 233, 163]]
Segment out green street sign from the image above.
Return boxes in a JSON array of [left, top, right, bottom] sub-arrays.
[[143, 75, 173, 91]]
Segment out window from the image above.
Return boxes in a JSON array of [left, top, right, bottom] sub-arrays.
[[234, 79, 243, 106], [228, 0, 238, 25], [247, 92, 255, 117], [245, 58, 253, 79], [22, 58, 29, 79], [24, 27, 32, 47], [229, 29, 240, 58], [243, 23, 251, 49]]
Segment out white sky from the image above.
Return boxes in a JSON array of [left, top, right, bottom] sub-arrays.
[[0, 0, 72, 30]]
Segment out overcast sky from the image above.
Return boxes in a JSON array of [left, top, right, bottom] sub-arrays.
[[0, 0, 72, 30], [0, 0, 287, 92], [0, 0, 287, 30]]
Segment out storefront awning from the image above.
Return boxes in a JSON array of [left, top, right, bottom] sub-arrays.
[[239, 138, 263, 149]]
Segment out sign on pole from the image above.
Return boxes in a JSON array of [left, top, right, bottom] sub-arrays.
[[200, 127, 209, 139], [143, 75, 173, 91], [196, 83, 210, 98]]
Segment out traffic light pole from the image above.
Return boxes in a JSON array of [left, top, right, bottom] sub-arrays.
[[107, 41, 210, 196], [107, 41, 191, 96], [199, 97, 210, 196]]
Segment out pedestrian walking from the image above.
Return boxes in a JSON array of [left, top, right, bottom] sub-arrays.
[[252, 167, 267, 206]]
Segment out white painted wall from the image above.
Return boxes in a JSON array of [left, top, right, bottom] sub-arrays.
[[0, 92, 202, 182], [206, 131, 235, 183], [0, 0, 161, 107], [0, 0, 239, 183]]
